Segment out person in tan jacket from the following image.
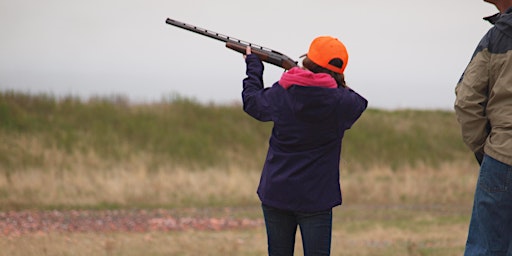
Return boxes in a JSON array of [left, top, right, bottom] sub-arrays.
[[454, 0, 512, 255]]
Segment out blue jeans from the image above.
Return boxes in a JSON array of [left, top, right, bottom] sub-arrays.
[[262, 204, 332, 256], [464, 155, 512, 256]]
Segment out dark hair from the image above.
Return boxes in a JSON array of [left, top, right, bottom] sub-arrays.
[[302, 57, 346, 88]]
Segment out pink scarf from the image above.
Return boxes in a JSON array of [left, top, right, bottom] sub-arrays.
[[279, 67, 337, 89]]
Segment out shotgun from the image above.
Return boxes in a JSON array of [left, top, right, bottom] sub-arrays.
[[165, 18, 298, 70]]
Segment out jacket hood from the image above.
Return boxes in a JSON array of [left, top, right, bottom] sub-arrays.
[[495, 8, 512, 38], [279, 67, 337, 89], [278, 67, 340, 122]]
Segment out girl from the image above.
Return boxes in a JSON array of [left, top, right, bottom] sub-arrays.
[[242, 36, 368, 255]]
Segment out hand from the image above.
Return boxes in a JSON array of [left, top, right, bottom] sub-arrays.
[[244, 46, 252, 59]]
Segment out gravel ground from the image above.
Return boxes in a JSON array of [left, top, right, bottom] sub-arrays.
[[0, 209, 264, 236]]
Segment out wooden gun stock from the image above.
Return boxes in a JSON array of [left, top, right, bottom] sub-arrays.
[[225, 42, 297, 70]]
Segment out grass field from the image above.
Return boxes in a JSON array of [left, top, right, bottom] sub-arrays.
[[0, 92, 479, 255]]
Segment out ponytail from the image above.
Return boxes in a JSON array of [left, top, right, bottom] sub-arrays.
[[302, 57, 347, 88]]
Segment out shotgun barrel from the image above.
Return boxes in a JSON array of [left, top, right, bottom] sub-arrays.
[[165, 18, 297, 70]]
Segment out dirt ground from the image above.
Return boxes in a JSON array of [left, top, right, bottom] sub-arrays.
[[0, 209, 264, 237]]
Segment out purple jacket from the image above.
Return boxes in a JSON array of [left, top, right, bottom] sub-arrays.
[[243, 54, 368, 212]]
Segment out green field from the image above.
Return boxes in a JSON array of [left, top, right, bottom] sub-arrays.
[[0, 91, 478, 255], [0, 92, 469, 174]]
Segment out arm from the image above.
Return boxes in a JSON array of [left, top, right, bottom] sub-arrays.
[[454, 49, 491, 161], [339, 88, 368, 130], [242, 48, 273, 122]]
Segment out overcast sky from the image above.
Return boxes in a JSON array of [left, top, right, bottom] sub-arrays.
[[0, 0, 499, 110]]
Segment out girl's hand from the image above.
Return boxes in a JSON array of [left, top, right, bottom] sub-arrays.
[[244, 46, 252, 59]]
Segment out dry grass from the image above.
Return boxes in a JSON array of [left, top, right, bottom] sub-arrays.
[[0, 154, 479, 209], [341, 161, 477, 205], [0, 164, 260, 209], [0, 229, 267, 256]]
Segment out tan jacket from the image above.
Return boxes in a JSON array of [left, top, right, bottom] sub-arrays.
[[455, 9, 512, 166]]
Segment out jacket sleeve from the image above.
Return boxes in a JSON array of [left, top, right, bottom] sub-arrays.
[[454, 45, 491, 154], [242, 54, 273, 122]]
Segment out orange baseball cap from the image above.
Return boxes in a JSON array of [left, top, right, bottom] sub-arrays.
[[302, 36, 348, 74]]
